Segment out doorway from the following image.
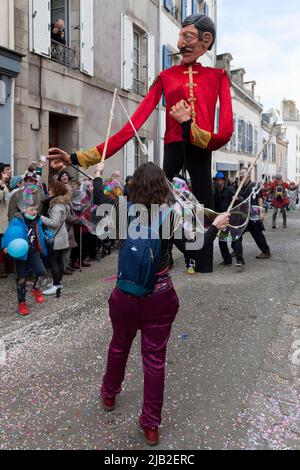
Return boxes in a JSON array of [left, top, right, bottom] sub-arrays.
[[49, 112, 78, 181]]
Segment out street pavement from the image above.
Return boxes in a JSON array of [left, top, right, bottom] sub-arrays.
[[0, 210, 300, 450]]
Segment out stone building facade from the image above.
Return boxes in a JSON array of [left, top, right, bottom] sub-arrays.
[[13, 0, 160, 179], [0, 0, 23, 170], [213, 54, 263, 182], [281, 99, 300, 183]]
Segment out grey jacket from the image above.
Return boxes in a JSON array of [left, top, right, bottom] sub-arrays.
[[41, 195, 70, 250], [0, 183, 9, 235]]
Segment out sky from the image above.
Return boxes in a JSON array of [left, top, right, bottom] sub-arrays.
[[217, 0, 300, 112]]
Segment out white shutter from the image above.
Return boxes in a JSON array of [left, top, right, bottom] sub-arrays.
[[80, 0, 94, 76], [147, 33, 155, 90], [124, 139, 135, 176], [29, 0, 51, 56], [148, 140, 154, 162], [121, 14, 133, 91]]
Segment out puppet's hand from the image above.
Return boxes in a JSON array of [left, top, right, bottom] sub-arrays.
[[213, 213, 230, 230], [48, 148, 71, 171], [170, 100, 192, 124]]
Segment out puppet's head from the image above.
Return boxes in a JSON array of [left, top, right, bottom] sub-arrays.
[[274, 173, 283, 184], [178, 14, 216, 65]]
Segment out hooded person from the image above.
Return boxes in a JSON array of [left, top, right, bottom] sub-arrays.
[[8, 171, 45, 221], [1, 190, 48, 315]]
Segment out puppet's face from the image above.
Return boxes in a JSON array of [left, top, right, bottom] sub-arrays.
[[177, 25, 213, 65]]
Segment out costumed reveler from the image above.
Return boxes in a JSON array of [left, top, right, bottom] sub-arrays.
[[270, 174, 299, 229], [49, 14, 234, 273]]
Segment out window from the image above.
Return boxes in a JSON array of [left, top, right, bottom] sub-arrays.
[[192, 0, 199, 14], [134, 138, 147, 170], [51, 0, 68, 43], [254, 128, 258, 155], [181, 0, 188, 22], [164, 0, 179, 19], [29, 0, 93, 73], [133, 30, 141, 95], [230, 114, 236, 150], [162, 45, 176, 106], [134, 138, 140, 170], [272, 143, 276, 163], [248, 123, 253, 155], [238, 118, 246, 152], [121, 15, 153, 95]]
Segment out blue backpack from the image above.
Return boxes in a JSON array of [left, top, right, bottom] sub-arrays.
[[117, 204, 172, 297]]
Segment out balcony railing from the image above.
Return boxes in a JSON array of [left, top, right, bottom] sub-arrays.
[[50, 40, 78, 69]]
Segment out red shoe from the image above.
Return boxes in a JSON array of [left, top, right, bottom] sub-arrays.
[[18, 302, 30, 316], [143, 427, 159, 446], [101, 385, 116, 412], [31, 289, 45, 304], [139, 417, 159, 446], [71, 262, 80, 269]]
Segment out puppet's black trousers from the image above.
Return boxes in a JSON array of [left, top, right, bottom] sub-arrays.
[[163, 142, 214, 273]]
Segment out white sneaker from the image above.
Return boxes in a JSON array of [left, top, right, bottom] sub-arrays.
[[43, 285, 62, 296], [46, 282, 63, 289]]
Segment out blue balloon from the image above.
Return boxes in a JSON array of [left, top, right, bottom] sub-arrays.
[[7, 238, 29, 259]]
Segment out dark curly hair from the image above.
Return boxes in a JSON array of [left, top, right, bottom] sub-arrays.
[[129, 163, 171, 207], [49, 180, 69, 197], [182, 14, 216, 51]]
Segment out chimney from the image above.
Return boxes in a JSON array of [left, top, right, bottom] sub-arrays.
[[216, 53, 233, 77], [244, 80, 256, 99], [231, 68, 246, 88], [281, 99, 298, 121]]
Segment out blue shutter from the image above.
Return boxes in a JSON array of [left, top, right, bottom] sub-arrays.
[[192, 0, 199, 14], [231, 115, 236, 149], [238, 118, 242, 152], [162, 45, 172, 106], [163, 45, 172, 70], [245, 123, 249, 153], [164, 0, 172, 12], [204, 2, 209, 16], [181, 0, 188, 22]]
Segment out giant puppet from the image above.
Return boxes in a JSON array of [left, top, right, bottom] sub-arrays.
[[269, 175, 299, 229], [49, 14, 234, 272]]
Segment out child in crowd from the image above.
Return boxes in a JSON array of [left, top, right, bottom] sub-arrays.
[[1, 201, 47, 316]]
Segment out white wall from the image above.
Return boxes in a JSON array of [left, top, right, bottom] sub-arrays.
[[285, 125, 300, 183], [214, 87, 262, 180], [0, 0, 14, 49], [259, 126, 277, 180]]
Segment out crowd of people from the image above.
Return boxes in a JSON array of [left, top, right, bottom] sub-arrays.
[[0, 159, 125, 314], [1, 158, 298, 312]]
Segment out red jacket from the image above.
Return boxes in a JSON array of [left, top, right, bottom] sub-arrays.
[[75, 64, 234, 169]]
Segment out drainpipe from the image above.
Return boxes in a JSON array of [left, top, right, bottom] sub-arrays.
[[30, 55, 42, 131]]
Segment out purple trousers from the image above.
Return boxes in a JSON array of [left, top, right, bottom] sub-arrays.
[[102, 281, 179, 429]]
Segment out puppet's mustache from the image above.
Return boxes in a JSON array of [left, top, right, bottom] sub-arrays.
[[168, 48, 193, 56]]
